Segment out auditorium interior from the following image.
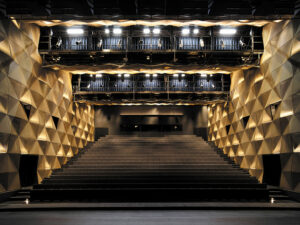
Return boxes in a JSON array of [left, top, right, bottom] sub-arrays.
[[0, 0, 300, 224]]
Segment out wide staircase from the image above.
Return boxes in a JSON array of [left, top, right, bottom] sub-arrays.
[[30, 135, 269, 202]]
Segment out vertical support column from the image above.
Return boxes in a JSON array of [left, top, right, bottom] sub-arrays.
[[210, 27, 214, 51], [78, 75, 81, 92], [221, 74, 224, 92], [250, 27, 254, 52]]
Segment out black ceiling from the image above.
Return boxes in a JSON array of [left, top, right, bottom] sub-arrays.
[[2, 0, 298, 20]]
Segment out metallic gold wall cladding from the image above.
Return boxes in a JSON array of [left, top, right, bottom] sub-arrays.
[[0, 19, 94, 192], [208, 20, 300, 192]]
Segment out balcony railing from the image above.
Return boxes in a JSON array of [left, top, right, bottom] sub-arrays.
[[47, 36, 253, 52], [74, 80, 227, 93]]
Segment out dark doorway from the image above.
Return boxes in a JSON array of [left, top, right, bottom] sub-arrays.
[[262, 154, 281, 186], [19, 155, 39, 187], [120, 115, 183, 133]]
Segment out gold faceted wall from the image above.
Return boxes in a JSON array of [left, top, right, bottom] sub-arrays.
[[208, 20, 300, 192], [0, 19, 94, 192]]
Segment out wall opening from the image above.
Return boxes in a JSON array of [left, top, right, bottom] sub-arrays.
[[19, 155, 38, 187], [242, 116, 250, 128], [262, 154, 281, 186], [226, 125, 230, 134], [52, 116, 59, 129], [21, 102, 31, 119]]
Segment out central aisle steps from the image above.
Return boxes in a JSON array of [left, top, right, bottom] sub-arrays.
[[30, 135, 269, 202]]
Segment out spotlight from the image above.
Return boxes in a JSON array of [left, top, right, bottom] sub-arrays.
[[200, 73, 207, 77], [67, 28, 84, 35], [157, 38, 162, 48], [97, 39, 103, 48], [193, 28, 199, 34], [220, 40, 225, 48], [199, 38, 205, 47], [24, 198, 30, 205], [270, 197, 275, 203], [173, 74, 179, 77], [105, 28, 110, 34], [239, 37, 246, 47], [181, 74, 185, 77], [219, 28, 237, 35], [182, 28, 190, 35], [113, 28, 122, 35], [143, 28, 150, 34], [90, 74, 93, 77], [87, 84, 91, 88], [153, 28, 160, 34], [153, 74, 158, 77], [124, 74, 130, 78], [56, 37, 62, 48], [145, 74, 150, 77], [96, 74, 102, 78], [118, 74, 122, 77]]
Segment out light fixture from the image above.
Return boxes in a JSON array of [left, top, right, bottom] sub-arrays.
[[124, 74, 130, 78], [145, 74, 150, 77], [153, 28, 160, 34], [153, 74, 158, 77], [96, 74, 102, 78], [67, 28, 84, 35], [113, 28, 122, 34], [270, 197, 275, 204], [200, 73, 207, 77], [118, 74, 122, 77], [143, 28, 151, 34], [24, 198, 30, 205], [173, 74, 179, 77], [181, 74, 185, 77], [182, 28, 190, 35], [44, 21, 52, 25], [105, 28, 110, 34], [87, 84, 90, 88], [239, 38, 246, 47], [90, 74, 93, 77], [193, 28, 199, 34], [199, 38, 204, 47], [219, 28, 237, 35]]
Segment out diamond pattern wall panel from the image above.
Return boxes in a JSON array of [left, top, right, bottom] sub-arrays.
[[208, 20, 300, 192], [0, 19, 94, 192]]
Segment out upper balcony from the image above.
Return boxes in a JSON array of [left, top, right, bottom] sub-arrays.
[[39, 25, 263, 66]]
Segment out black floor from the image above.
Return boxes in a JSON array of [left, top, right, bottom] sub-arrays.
[[0, 210, 300, 225]]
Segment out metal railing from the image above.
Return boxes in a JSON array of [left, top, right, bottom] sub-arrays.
[[50, 36, 253, 52], [74, 80, 226, 93]]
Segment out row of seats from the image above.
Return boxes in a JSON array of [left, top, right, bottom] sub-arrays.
[[30, 135, 269, 202]]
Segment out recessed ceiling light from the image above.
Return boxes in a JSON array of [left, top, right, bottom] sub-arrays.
[[113, 28, 122, 34], [153, 28, 160, 34], [67, 28, 84, 35], [182, 28, 190, 35], [143, 28, 150, 34], [219, 28, 237, 35], [193, 28, 199, 34]]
